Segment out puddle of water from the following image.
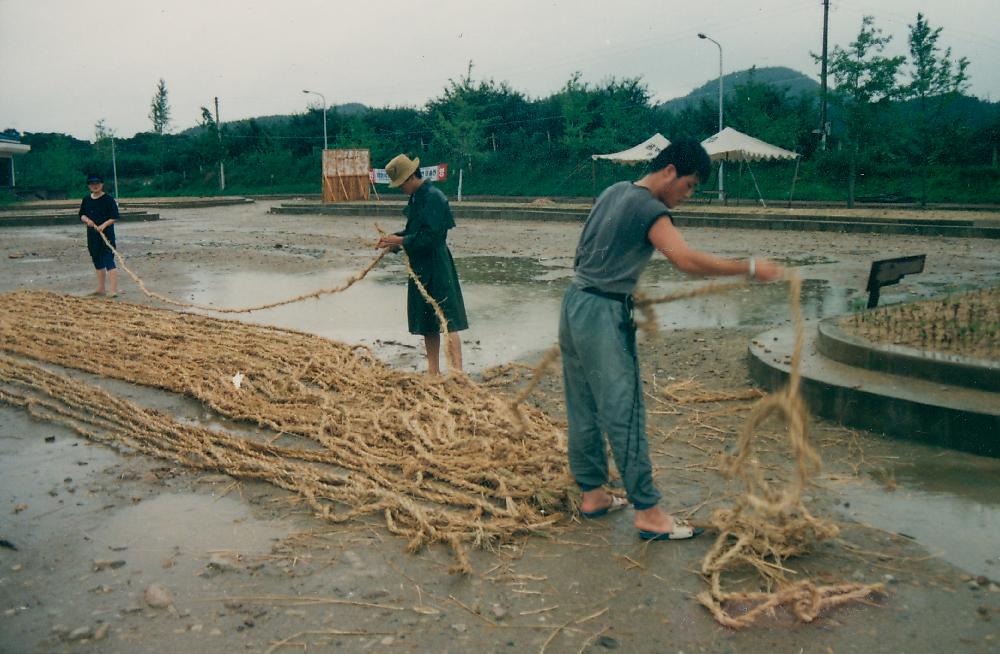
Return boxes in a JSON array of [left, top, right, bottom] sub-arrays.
[[188, 265, 566, 371], [187, 249, 996, 371], [833, 451, 1000, 577], [188, 261, 862, 370], [15, 257, 56, 264], [455, 256, 561, 285], [641, 278, 854, 328], [100, 493, 287, 573], [775, 254, 837, 266], [0, 422, 123, 540]]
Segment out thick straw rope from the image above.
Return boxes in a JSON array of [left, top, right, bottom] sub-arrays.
[[99, 223, 457, 367], [695, 276, 884, 627], [0, 290, 571, 571], [95, 229, 388, 314]]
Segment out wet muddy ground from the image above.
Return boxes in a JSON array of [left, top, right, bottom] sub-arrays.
[[1, 202, 999, 653]]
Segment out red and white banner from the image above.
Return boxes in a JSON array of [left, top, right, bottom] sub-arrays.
[[370, 163, 448, 184]]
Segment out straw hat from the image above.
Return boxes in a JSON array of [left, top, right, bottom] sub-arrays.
[[386, 154, 420, 188]]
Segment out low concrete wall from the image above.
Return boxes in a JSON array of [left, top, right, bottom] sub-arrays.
[[817, 318, 1000, 392], [0, 212, 160, 228], [270, 203, 1000, 238]]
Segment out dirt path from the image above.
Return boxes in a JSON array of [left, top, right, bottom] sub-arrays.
[[1, 202, 998, 653]]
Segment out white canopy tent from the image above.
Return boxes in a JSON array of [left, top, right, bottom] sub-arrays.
[[700, 127, 800, 207], [591, 133, 670, 162], [589, 133, 670, 197]]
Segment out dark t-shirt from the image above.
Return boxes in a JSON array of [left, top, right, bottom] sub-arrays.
[[572, 182, 671, 294], [78, 193, 119, 246]]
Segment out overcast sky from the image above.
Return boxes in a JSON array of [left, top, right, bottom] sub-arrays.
[[2, 0, 998, 141]]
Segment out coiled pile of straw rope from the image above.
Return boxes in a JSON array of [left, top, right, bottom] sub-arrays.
[[694, 277, 883, 627], [0, 290, 571, 572]]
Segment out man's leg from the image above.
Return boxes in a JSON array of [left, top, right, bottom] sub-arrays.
[[423, 333, 441, 375], [95, 268, 107, 294], [568, 295, 661, 509], [107, 268, 118, 295], [560, 287, 610, 497], [583, 308, 687, 534]]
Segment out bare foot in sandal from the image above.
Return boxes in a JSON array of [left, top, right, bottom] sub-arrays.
[[579, 489, 626, 518], [634, 506, 702, 540]]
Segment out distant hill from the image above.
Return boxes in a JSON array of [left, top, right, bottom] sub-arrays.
[[179, 103, 369, 136], [658, 66, 820, 113]]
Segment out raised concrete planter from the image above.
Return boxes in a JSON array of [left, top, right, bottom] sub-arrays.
[[817, 318, 1000, 392], [748, 324, 999, 457]]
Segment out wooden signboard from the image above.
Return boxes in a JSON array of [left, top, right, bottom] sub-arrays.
[[322, 149, 371, 203]]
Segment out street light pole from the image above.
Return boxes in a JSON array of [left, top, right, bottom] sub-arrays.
[[302, 89, 328, 150], [698, 32, 725, 203]]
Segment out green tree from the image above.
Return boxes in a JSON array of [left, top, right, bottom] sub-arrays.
[[905, 12, 970, 205], [94, 118, 114, 143], [148, 79, 171, 135], [555, 72, 593, 154], [588, 77, 655, 153], [823, 16, 904, 206], [196, 106, 226, 186], [148, 78, 171, 174], [725, 68, 812, 151], [425, 70, 526, 170]]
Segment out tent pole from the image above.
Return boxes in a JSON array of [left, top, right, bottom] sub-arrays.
[[738, 158, 744, 206], [787, 157, 801, 208], [746, 160, 766, 208], [591, 159, 596, 202]]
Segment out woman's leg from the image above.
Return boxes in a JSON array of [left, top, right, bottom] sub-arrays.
[[446, 332, 463, 372], [423, 333, 441, 375]]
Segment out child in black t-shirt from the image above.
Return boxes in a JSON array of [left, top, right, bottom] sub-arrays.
[[77, 174, 120, 296]]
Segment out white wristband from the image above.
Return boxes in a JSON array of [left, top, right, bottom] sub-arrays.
[[747, 257, 757, 279]]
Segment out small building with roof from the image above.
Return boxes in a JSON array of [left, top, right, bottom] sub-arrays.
[[0, 129, 31, 187]]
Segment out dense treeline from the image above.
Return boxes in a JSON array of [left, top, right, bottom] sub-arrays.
[[7, 14, 1000, 204]]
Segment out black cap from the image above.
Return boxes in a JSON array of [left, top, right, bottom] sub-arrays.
[[86, 174, 103, 184]]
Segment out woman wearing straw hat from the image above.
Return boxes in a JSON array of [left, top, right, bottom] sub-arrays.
[[376, 154, 468, 375]]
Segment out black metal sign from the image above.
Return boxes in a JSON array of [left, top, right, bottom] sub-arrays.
[[865, 254, 926, 308]]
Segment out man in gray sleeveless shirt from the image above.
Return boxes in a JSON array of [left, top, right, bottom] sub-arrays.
[[559, 139, 783, 540]]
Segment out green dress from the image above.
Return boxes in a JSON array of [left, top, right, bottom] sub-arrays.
[[396, 182, 469, 335]]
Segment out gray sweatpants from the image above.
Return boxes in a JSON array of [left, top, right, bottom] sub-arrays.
[[558, 284, 661, 509]]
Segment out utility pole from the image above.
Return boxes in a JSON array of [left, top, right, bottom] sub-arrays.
[[111, 136, 119, 199], [214, 96, 225, 191], [819, 0, 830, 150]]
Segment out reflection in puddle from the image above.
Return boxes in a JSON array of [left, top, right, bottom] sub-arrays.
[[102, 493, 287, 574], [638, 279, 854, 328], [189, 262, 861, 370], [455, 256, 569, 286], [187, 252, 990, 372], [830, 443, 1000, 577], [834, 451, 1000, 577]]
